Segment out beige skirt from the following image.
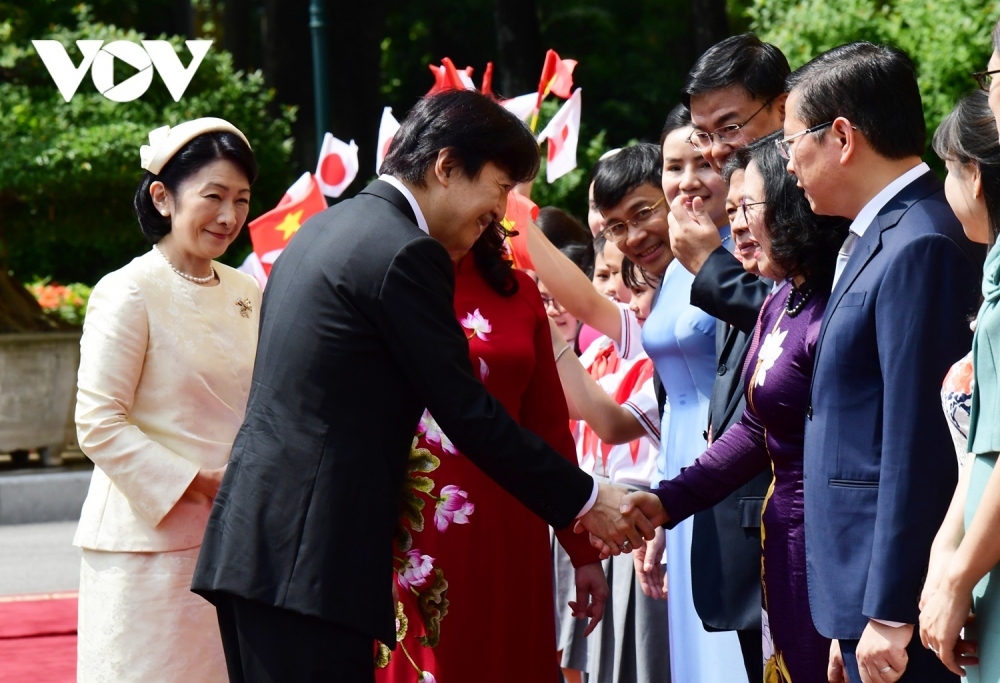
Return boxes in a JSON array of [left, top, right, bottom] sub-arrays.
[[77, 547, 227, 683]]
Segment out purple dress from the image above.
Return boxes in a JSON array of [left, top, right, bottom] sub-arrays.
[[653, 281, 830, 682]]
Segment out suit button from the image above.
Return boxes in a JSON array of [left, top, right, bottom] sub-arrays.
[[807, 405, 813, 419], [717, 364, 727, 376]]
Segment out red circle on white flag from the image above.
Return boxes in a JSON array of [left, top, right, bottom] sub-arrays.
[[320, 154, 347, 186]]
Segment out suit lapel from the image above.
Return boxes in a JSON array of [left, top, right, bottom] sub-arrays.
[[814, 170, 941, 363]]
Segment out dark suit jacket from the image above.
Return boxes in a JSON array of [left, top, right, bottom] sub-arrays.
[[688, 248, 773, 632], [804, 171, 980, 639], [192, 181, 595, 645]]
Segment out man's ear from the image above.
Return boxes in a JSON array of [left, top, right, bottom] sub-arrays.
[[432, 148, 460, 187], [833, 117, 856, 166], [773, 92, 788, 123]]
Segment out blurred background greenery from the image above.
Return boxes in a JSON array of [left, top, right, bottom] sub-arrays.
[[1, 0, 998, 288]]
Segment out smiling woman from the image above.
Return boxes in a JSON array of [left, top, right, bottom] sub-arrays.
[[74, 118, 262, 683]]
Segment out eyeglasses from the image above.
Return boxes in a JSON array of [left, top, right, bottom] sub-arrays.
[[602, 196, 666, 243], [775, 121, 834, 160], [540, 294, 565, 311], [738, 198, 767, 224], [688, 97, 776, 152], [973, 69, 1000, 91]]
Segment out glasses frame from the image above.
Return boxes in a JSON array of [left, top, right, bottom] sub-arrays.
[[601, 196, 667, 243], [687, 96, 777, 152], [738, 198, 767, 225], [973, 69, 1000, 92], [540, 294, 565, 312], [775, 121, 834, 160]]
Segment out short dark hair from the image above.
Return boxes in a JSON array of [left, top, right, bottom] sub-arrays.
[[593, 232, 607, 258], [683, 33, 790, 107], [933, 89, 1000, 248], [592, 143, 663, 213], [381, 90, 540, 187], [786, 42, 926, 160], [536, 207, 591, 250], [622, 256, 660, 290], [721, 142, 755, 185], [559, 241, 596, 279], [660, 104, 692, 145], [748, 131, 850, 289], [133, 132, 258, 244]]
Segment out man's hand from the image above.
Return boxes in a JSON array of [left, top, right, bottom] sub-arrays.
[[575, 485, 658, 556], [918, 578, 978, 676], [568, 562, 609, 636], [856, 620, 912, 682], [634, 526, 666, 600], [828, 639, 849, 683], [667, 194, 722, 275]]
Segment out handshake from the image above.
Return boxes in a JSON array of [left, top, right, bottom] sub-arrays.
[[575, 483, 668, 557]]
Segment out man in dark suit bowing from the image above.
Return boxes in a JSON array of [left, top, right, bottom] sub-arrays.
[[192, 91, 653, 682], [782, 43, 981, 683]]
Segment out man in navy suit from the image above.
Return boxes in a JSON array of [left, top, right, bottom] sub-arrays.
[[781, 43, 981, 683]]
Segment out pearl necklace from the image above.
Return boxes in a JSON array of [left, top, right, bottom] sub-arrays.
[[784, 282, 814, 317], [154, 245, 216, 284]]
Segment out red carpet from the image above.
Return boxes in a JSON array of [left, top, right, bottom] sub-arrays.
[[0, 593, 77, 683]]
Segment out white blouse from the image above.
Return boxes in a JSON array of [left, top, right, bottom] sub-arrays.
[[74, 249, 259, 552]]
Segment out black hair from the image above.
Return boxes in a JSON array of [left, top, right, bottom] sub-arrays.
[[748, 131, 850, 290], [786, 42, 925, 160], [536, 206, 591, 250], [933, 89, 1000, 248], [659, 104, 693, 145], [133, 131, 258, 244], [471, 220, 519, 297], [621, 257, 660, 290], [721, 142, 756, 185], [558, 241, 595, 280], [592, 143, 664, 213], [381, 90, 540, 187], [593, 232, 607, 258], [682, 33, 790, 107]]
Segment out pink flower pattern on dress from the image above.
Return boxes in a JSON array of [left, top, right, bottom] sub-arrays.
[[460, 308, 491, 341], [397, 550, 435, 591], [419, 673, 437, 683], [434, 484, 475, 532], [418, 410, 457, 455]]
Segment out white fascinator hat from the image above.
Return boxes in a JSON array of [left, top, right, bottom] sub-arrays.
[[139, 117, 251, 175]]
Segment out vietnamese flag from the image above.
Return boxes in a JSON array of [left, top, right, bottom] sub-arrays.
[[376, 107, 401, 174], [248, 171, 328, 280], [315, 133, 359, 198], [538, 89, 582, 183], [536, 49, 577, 106], [501, 191, 539, 271]]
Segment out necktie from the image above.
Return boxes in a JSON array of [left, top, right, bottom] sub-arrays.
[[833, 232, 858, 288]]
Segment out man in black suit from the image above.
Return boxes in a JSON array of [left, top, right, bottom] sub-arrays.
[[656, 34, 789, 681], [191, 91, 653, 682]]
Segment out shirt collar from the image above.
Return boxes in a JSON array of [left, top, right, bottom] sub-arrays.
[[849, 162, 929, 238], [379, 174, 430, 235]]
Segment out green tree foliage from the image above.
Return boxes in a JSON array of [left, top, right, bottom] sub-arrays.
[[0, 6, 296, 285], [749, 0, 1000, 166]]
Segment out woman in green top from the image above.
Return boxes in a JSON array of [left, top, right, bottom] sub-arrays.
[[919, 82, 1000, 680]]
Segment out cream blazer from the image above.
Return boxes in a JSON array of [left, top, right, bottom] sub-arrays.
[[74, 249, 259, 552]]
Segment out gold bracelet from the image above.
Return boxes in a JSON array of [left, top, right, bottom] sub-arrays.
[[554, 346, 572, 362]]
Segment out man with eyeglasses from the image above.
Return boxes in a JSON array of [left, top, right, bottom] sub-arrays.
[[783, 42, 980, 683], [650, 34, 789, 683]]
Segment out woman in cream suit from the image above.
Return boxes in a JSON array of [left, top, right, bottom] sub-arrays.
[[74, 118, 259, 682]]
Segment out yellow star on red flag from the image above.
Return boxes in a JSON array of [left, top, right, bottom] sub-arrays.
[[275, 210, 304, 240]]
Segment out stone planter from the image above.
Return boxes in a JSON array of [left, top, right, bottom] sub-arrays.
[[0, 331, 81, 467]]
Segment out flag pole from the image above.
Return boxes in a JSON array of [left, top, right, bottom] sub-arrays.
[[309, 0, 330, 155]]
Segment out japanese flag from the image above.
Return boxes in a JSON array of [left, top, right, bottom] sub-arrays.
[[376, 107, 401, 174], [537, 49, 577, 103], [501, 93, 537, 122], [315, 133, 359, 198], [537, 89, 582, 183]]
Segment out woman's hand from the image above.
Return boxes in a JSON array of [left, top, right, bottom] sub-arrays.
[[569, 562, 609, 636], [919, 575, 977, 676], [634, 527, 666, 599], [920, 544, 957, 612], [184, 465, 227, 500]]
